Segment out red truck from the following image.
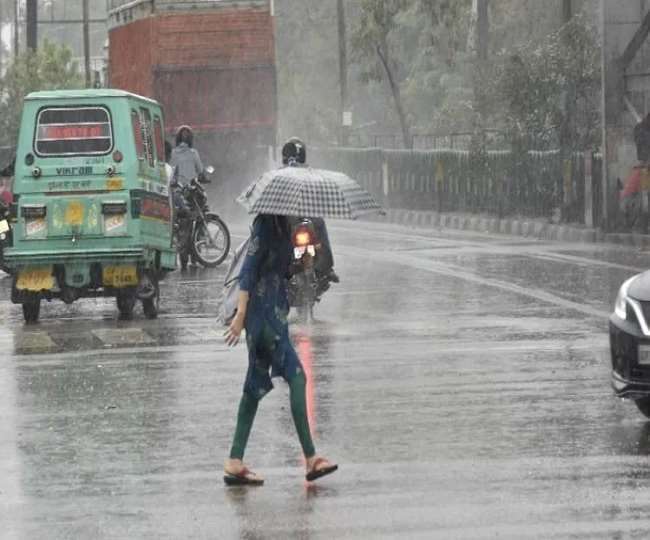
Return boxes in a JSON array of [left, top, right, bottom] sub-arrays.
[[108, 0, 276, 197]]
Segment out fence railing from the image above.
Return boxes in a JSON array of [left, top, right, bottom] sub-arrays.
[[310, 147, 602, 227]]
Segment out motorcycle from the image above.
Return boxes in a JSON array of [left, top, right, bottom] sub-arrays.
[[288, 218, 332, 320], [173, 166, 231, 270]]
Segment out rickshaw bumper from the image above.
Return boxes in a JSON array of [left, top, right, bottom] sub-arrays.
[[5, 248, 149, 299]]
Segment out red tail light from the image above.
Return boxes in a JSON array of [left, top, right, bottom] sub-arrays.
[[293, 227, 313, 247]]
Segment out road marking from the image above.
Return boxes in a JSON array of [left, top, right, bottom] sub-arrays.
[[332, 222, 650, 273], [338, 245, 610, 319], [13, 330, 58, 353], [91, 327, 155, 348]]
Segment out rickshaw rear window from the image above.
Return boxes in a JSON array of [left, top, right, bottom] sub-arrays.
[[35, 107, 113, 156]]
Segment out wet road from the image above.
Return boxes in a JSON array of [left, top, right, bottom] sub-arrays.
[[2, 218, 650, 539]]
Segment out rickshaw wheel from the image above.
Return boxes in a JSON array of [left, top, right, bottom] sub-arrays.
[[22, 296, 41, 324], [116, 289, 136, 320], [142, 281, 159, 320]]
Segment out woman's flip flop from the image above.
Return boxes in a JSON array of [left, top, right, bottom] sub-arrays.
[[305, 458, 338, 482], [223, 467, 264, 486]]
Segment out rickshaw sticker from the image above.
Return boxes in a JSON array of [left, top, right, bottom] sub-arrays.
[[88, 205, 99, 229], [104, 214, 125, 232], [106, 178, 123, 191], [25, 218, 47, 236], [64, 201, 84, 226]]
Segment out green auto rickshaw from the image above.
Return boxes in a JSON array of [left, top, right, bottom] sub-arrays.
[[5, 89, 176, 323]]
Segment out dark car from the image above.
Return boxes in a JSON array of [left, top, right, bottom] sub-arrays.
[[609, 272, 650, 417]]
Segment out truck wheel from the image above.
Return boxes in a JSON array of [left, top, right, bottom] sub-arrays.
[[23, 297, 41, 324], [116, 289, 136, 320], [142, 280, 159, 320], [635, 398, 650, 418]]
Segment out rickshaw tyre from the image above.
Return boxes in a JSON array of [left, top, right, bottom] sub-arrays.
[[142, 280, 159, 320], [116, 289, 136, 320], [191, 215, 230, 268], [142, 296, 158, 319], [22, 297, 40, 324]]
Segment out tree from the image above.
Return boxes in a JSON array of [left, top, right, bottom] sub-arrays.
[[351, 0, 412, 148], [351, 0, 472, 148], [490, 12, 601, 151], [0, 40, 84, 146]]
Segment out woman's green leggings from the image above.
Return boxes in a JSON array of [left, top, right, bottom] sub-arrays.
[[229, 371, 315, 460]]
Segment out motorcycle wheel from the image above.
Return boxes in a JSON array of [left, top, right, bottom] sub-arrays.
[[22, 296, 41, 324], [116, 288, 136, 320], [291, 272, 316, 322], [192, 215, 231, 268]]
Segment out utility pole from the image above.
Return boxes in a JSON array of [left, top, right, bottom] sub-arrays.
[[337, 0, 350, 146], [83, 0, 91, 87], [14, 0, 19, 58], [26, 0, 37, 51], [563, 0, 572, 23], [476, 0, 489, 61]]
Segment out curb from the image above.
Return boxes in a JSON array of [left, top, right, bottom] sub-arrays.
[[378, 209, 646, 248]]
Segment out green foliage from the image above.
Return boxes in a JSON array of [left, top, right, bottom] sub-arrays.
[[0, 40, 83, 147], [488, 13, 601, 151], [350, 0, 473, 144]]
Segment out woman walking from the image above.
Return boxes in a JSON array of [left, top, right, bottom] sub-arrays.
[[224, 214, 337, 485]]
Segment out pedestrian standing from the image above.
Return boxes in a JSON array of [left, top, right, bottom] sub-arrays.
[[223, 214, 337, 485]]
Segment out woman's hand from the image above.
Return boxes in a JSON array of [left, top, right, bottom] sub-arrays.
[[224, 312, 245, 347]]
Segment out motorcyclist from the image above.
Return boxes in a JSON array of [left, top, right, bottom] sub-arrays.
[[282, 138, 339, 284], [170, 125, 206, 185]]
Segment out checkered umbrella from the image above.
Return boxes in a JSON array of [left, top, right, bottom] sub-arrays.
[[237, 167, 383, 219]]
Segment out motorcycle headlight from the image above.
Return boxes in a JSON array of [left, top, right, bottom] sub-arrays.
[[615, 276, 638, 319]]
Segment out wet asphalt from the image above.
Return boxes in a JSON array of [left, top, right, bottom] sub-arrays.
[[1, 216, 650, 539]]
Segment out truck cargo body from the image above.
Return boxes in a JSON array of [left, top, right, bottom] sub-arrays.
[[108, 1, 276, 191]]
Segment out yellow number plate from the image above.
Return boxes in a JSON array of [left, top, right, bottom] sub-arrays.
[[16, 267, 54, 292], [103, 265, 138, 288]]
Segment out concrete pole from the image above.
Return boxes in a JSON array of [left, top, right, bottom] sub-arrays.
[[14, 0, 19, 58], [337, 0, 349, 146], [26, 0, 37, 51], [83, 0, 91, 87], [476, 0, 489, 61]]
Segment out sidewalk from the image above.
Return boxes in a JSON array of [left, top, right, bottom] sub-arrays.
[[377, 208, 650, 249]]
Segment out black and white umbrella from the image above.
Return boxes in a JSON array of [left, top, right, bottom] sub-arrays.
[[237, 166, 383, 219]]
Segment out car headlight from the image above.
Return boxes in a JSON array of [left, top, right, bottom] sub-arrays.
[[615, 276, 638, 319]]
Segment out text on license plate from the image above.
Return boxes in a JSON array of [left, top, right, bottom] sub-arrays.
[[103, 265, 138, 288], [16, 267, 54, 291]]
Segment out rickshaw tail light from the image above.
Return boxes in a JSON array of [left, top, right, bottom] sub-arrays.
[[21, 205, 46, 219], [113, 150, 123, 163], [102, 201, 127, 215], [293, 229, 312, 247]]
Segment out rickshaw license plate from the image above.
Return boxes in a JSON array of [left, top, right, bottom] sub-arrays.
[[103, 265, 138, 287], [0, 220, 9, 234], [639, 345, 650, 365], [16, 267, 54, 291]]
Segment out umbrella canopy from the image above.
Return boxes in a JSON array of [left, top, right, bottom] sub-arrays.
[[237, 167, 383, 220]]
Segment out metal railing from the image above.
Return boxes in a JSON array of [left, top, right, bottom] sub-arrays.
[[309, 147, 602, 227]]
